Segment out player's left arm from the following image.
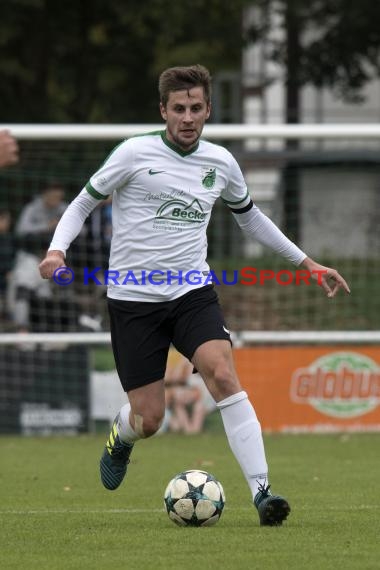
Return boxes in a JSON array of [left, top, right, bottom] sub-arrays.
[[233, 204, 350, 297], [222, 155, 350, 298]]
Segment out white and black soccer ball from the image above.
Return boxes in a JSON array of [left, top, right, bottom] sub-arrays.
[[164, 469, 225, 527]]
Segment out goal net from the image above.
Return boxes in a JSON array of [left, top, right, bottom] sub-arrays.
[[0, 124, 379, 434]]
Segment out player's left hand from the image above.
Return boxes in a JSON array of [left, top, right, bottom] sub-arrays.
[[300, 257, 351, 298]]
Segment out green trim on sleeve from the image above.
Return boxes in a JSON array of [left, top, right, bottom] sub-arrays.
[[221, 189, 249, 205], [85, 182, 107, 200]]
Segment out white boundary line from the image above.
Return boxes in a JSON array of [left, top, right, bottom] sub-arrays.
[[0, 504, 378, 515], [0, 508, 165, 515]]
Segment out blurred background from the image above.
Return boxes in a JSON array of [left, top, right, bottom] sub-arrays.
[[1, 0, 380, 435]]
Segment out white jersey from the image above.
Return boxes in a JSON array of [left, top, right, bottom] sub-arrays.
[[86, 130, 251, 302]]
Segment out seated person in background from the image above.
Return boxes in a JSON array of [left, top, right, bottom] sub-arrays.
[[164, 350, 214, 434], [8, 182, 67, 331]]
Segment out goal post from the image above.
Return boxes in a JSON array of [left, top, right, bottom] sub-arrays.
[[5, 123, 380, 139]]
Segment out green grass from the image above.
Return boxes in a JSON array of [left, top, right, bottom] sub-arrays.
[[1, 433, 379, 570]]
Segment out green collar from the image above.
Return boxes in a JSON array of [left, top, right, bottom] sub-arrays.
[[161, 131, 200, 156]]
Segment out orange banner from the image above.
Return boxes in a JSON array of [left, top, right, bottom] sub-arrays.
[[233, 346, 380, 433]]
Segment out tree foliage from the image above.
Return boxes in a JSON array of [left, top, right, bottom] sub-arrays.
[[0, 0, 245, 123], [3, 0, 380, 124], [247, 0, 380, 106]]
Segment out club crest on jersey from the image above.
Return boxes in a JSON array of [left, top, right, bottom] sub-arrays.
[[201, 166, 216, 189]]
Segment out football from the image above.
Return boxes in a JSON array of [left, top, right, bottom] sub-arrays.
[[164, 469, 225, 527]]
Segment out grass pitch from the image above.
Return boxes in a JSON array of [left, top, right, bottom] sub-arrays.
[[0, 430, 379, 570]]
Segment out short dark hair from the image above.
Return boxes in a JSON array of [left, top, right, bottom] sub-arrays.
[[159, 64, 212, 106]]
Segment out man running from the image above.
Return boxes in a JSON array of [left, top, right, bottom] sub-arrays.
[[39, 64, 350, 526]]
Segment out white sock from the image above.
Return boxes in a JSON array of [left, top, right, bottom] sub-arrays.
[[217, 391, 268, 501], [117, 403, 141, 444]]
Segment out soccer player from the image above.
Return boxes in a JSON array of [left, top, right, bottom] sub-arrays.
[[39, 65, 350, 526]]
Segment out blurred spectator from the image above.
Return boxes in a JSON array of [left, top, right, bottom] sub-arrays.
[[0, 209, 14, 322], [15, 182, 66, 251], [0, 130, 19, 168], [74, 197, 112, 332], [164, 351, 215, 434], [84, 195, 112, 269], [8, 182, 67, 331]]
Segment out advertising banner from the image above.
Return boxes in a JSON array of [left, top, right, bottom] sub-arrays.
[[0, 346, 89, 434], [234, 346, 380, 433]]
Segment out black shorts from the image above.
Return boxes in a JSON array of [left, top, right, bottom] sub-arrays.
[[107, 285, 231, 392]]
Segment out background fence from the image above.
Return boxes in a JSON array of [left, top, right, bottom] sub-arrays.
[[0, 124, 379, 434]]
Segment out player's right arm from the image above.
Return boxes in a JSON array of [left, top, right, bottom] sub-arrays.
[[39, 189, 101, 278], [39, 139, 134, 280]]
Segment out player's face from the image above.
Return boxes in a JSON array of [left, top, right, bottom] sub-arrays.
[[160, 87, 210, 151]]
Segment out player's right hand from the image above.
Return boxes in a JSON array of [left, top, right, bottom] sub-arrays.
[[39, 250, 66, 279]]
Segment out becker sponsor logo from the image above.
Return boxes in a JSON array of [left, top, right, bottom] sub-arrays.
[[155, 198, 206, 223], [290, 352, 380, 418]]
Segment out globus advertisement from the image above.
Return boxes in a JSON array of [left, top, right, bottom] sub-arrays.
[[233, 346, 380, 433]]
